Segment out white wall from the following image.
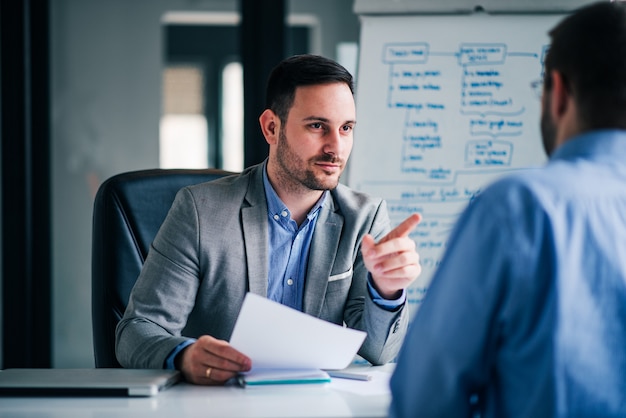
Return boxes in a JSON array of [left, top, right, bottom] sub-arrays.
[[50, 0, 360, 367]]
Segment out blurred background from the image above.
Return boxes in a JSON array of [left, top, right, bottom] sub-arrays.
[[1, 0, 360, 368]]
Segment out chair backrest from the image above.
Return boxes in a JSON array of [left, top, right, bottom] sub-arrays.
[[91, 168, 234, 368]]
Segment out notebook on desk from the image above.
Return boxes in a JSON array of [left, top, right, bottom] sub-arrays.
[[0, 368, 180, 397]]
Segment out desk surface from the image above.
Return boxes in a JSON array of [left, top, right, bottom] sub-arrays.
[[0, 365, 393, 418]]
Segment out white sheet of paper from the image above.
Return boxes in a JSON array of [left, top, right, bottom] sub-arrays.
[[230, 293, 367, 370]]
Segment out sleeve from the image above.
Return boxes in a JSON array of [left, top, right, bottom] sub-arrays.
[[388, 194, 511, 417], [164, 339, 196, 369], [115, 187, 203, 369], [345, 199, 411, 365], [367, 274, 406, 309]]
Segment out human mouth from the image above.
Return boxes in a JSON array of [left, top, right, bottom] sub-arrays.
[[315, 162, 341, 173]]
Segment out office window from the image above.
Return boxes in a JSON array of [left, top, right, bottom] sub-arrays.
[[221, 61, 244, 172], [160, 64, 209, 168], [159, 61, 244, 171], [161, 14, 310, 170]]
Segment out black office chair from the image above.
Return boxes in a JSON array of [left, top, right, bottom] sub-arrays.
[[91, 168, 235, 368]]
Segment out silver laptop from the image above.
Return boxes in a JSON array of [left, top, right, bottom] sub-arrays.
[[0, 368, 180, 397]]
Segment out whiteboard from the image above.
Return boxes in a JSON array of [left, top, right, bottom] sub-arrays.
[[348, 14, 564, 312]]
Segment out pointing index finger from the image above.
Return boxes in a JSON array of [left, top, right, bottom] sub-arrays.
[[379, 213, 422, 243]]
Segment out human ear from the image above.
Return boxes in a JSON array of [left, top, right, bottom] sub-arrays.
[[549, 70, 570, 121], [259, 109, 279, 145]]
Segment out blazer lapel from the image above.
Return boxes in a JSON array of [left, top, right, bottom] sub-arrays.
[[242, 166, 268, 297], [303, 197, 343, 316]]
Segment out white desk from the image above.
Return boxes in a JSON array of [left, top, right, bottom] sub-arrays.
[[0, 365, 393, 417]]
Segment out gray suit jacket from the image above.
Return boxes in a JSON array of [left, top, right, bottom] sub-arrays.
[[116, 163, 409, 369]]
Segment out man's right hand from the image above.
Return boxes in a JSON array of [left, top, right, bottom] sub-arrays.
[[178, 335, 252, 385]]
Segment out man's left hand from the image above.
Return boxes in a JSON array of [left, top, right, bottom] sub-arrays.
[[361, 213, 422, 300]]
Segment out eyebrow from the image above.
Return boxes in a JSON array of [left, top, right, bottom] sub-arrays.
[[302, 116, 357, 125]]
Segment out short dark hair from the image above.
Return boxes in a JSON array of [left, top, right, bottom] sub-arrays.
[[545, 1, 626, 130], [264, 54, 354, 124]]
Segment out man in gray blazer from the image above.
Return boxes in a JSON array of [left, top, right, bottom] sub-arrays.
[[116, 54, 422, 385]]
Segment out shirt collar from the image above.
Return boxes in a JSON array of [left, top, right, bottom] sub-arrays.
[[551, 129, 626, 164]]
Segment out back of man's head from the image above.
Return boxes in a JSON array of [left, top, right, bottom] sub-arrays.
[[545, 1, 626, 130]]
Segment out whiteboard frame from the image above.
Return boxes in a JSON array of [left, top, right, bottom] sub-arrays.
[[354, 0, 594, 15]]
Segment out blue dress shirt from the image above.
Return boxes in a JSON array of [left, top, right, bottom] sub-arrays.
[[390, 130, 626, 417], [262, 164, 405, 311], [263, 168, 325, 311]]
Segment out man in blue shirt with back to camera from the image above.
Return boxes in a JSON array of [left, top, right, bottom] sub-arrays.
[[390, 2, 626, 417]]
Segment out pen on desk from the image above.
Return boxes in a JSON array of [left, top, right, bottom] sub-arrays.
[[327, 371, 372, 381]]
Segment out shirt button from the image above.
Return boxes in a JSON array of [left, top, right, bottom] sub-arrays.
[[287, 278, 294, 286], [281, 210, 288, 217], [273, 214, 280, 221]]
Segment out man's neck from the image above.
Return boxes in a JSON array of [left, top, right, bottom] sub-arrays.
[[265, 167, 324, 225], [276, 187, 323, 226]]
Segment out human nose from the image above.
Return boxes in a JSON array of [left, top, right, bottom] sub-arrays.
[[323, 128, 344, 155]]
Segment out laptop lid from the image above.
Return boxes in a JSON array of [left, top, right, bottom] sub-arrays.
[[0, 368, 181, 397]]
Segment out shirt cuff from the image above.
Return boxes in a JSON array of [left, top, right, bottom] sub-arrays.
[[164, 339, 196, 370], [367, 274, 406, 310]]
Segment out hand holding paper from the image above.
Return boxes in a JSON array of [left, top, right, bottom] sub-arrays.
[[230, 293, 367, 385]]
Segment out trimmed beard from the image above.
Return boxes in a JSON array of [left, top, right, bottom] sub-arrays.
[[275, 127, 342, 192]]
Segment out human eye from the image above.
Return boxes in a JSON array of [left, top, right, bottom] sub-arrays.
[[341, 124, 354, 133]]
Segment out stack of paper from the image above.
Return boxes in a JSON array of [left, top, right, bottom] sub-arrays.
[[237, 368, 331, 386], [230, 293, 367, 386]]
